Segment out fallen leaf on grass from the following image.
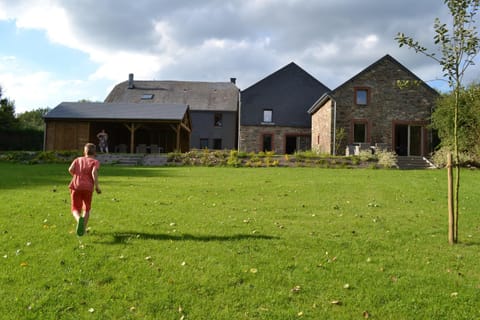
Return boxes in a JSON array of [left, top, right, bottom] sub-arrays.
[[451, 292, 458, 297], [363, 310, 370, 318], [291, 285, 301, 293], [20, 262, 28, 267], [250, 268, 258, 274], [330, 300, 342, 305]]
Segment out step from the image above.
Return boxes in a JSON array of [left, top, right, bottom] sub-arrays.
[[397, 156, 436, 170]]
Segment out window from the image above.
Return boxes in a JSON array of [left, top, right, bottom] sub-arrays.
[[262, 134, 273, 152], [214, 113, 223, 127], [354, 88, 369, 105], [353, 123, 367, 143], [200, 138, 209, 149], [213, 139, 222, 150], [141, 94, 154, 100], [263, 109, 273, 123]]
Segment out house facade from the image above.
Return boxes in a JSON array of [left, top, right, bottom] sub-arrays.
[[105, 75, 239, 150], [239, 62, 330, 154], [309, 55, 438, 156]]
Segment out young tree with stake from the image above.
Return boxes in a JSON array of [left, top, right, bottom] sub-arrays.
[[396, 0, 480, 244]]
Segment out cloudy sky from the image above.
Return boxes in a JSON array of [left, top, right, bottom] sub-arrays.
[[0, 0, 478, 113]]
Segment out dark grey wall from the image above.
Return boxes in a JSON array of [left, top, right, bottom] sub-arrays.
[[190, 110, 237, 149]]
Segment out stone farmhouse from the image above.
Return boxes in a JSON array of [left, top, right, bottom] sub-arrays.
[[44, 54, 437, 157], [240, 62, 330, 154], [308, 54, 439, 156]]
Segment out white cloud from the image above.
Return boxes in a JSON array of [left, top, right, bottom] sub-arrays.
[[0, 0, 464, 112]]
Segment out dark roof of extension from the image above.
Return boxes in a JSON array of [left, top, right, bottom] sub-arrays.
[[240, 62, 330, 127], [44, 102, 189, 122], [105, 79, 239, 112]]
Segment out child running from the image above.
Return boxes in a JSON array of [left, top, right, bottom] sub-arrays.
[[68, 143, 102, 236]]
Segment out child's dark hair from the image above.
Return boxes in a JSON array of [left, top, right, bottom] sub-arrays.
[[84, 143, 96, 156]]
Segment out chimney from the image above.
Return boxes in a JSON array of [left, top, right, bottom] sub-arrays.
[[128, 73, 134, 89], [230, 77, 236, 84]]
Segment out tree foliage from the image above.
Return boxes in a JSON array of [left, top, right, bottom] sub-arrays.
[[0, 86, 18, 130], [17, 108, 51, 131], [432, 83, 480, 154]]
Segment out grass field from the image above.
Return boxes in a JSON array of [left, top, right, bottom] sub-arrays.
[[1, 162, 479, 319]]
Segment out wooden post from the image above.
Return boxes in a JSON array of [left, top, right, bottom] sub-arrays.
[[176, 123, 181, 152], [124, 123, 141, 153], [130, 124, 135, 153], [447, 152, 455, 244]]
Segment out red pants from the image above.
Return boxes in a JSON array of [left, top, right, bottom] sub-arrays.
[[70, 189, 93, 212]]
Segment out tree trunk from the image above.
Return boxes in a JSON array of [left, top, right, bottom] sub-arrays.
[[447, 152, 455, 244]]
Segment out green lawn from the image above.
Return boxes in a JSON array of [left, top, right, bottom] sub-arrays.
[[1, 163, 479, 319]]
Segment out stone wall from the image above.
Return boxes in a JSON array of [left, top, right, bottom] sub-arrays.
[[332, 56, 437, 155], [239, 125, 311, 154], [311, 99, 333, 154]]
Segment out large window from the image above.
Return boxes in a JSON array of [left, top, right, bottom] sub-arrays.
[[353, 122, 367, 143], [263, 109, 273, 123], [355, 88, 369, 105]]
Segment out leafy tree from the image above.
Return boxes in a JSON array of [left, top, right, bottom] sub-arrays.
[[17, 108, 51, 131], [432, 83, 480, 155], [0, 86, 19, 130], [396, 0, 480, 244]]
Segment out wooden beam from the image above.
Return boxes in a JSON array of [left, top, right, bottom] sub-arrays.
[[180, 122, 191, 133], [124, 123, 142, 153]]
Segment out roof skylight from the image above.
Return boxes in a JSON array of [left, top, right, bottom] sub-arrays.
[[141, 94, 154, 100]]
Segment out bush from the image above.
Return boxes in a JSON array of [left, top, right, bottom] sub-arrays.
[[358, 150, 375, 162], [376, 150, 398, 168], [430, 147, 478, 168], [0, 151, 79, 164]]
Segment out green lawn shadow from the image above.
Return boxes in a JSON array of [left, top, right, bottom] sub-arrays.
[[95, 231, 279, 244]]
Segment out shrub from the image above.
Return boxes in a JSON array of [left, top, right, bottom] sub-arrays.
[[358, 150, 375, 162], [227, 150, 242, 167], [430, 147, 477, 168], [376, 150, 398, 168]]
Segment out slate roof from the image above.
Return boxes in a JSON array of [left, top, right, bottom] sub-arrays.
[[240, 62, 330, 127], [105, 80, 239, 112], [44, 102, 189, 121]]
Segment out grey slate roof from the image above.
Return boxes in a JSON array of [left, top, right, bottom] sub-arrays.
[[44, 102, 189, 121], [241, 62, 330, 127], [105, 80, 239, 112]]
